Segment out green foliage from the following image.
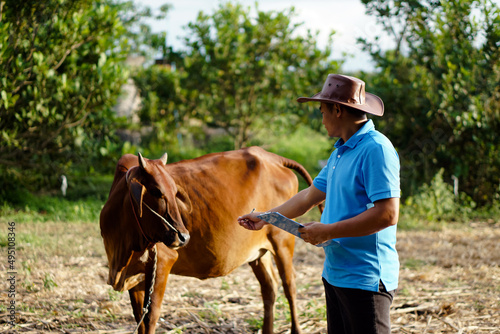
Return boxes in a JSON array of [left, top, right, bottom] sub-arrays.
[[302, 299, 327, 320], [0, 172, 110, 223], [107, 289, 123, 302], [62, 173, 114, 201], [2, 0, 499, 224], [0, 160, 111, 222], [0, 196, 104, 223], [43, 273, 58, 290], [133, 65, 181, 127], [0, 0, 130, 179], [198, 301, 225, 323], [402, 258, 427, 269], [117, 1, 172, 60], [131, 64, 189, 158], [244, 316, 263, 332], [172, 2, 340, 149], [360, 0, 500, 206], [399, 169, 477, 229], [220, 278, 230, 291], [253, 124, 333, 189], [0, 0, 175, 200]]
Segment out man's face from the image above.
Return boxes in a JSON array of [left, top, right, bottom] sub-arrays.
[[320, 102, 340, 138]]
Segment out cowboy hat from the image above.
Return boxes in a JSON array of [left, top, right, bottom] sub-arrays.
[[297, 74, 384, 116]]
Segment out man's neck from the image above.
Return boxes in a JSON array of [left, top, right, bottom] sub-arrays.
[[340, 119, 368, 143]]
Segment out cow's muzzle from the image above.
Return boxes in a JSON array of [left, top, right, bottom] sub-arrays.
[[142, 201, 190, 248], [169, 231, 190, 249]]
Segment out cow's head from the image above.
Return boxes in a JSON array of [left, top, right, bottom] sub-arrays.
[[126, 153, 191, 249]]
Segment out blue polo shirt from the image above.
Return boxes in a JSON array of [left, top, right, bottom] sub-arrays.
[[313, 120, 400, 292]]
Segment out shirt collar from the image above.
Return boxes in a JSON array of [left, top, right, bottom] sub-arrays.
[[334, 119, 375, 149]]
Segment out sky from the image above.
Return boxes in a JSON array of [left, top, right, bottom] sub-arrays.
[[141, 0, 386, 72], [140, 0, 500, 72]]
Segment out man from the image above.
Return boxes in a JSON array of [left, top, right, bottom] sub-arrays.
[[238, 74, 400, 334]]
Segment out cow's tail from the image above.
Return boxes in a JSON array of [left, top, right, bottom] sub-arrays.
[[280, 157, 324, 214]]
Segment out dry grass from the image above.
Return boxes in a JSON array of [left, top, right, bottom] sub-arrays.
[[0, 220, 499, 333]]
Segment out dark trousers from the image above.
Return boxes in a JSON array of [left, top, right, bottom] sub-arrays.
[[322, 278, 395, 334]]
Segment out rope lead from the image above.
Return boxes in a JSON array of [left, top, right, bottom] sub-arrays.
[[132, 244, 157, 334]]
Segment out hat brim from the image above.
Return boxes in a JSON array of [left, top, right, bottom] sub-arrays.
[[297, 92, 384, 116]]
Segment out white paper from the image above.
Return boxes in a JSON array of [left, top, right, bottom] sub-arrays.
[[257, 212, 337, 247]]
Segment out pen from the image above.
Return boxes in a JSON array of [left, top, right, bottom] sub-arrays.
[[250, 208, 256, 214]]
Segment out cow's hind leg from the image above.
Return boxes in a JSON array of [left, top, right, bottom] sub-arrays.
[[272, 237, 302, 334], [249, 251, 278, 334]]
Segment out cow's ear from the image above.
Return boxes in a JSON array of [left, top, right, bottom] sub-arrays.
[[130, 179, 146, 217], [175, 186, 192, 214]]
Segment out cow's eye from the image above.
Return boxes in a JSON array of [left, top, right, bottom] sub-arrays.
[[149, 187, 163, 198]]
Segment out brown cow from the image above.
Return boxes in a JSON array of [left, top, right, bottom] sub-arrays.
[[100, 146, 318, 334]]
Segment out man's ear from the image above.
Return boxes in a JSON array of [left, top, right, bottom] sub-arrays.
[[335, 104, 342, 116]]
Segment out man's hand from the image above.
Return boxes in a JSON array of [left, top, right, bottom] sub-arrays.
[[298, 221, 331, 245], [238, 185, 325, 232], [238, 211, 268, 230]]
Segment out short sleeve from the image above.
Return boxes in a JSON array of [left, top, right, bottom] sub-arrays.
[[313, 164, 328, 193], [363, 144, 400, 202]]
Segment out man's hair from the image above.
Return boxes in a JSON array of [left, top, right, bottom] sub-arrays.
[[326, 103, 367, 119], [343, 105, 367, 118]]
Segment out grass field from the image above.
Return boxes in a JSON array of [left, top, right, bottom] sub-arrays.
[[0, 217, 498, 333]]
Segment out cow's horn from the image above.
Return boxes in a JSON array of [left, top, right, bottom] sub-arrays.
[[160, 152, 168, 165], [138, 152, 147, 169]]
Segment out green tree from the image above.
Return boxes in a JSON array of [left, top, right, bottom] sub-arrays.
[[0, 0, 129, 190], [131, 64, 187, 158], [360, 0, 500, 205], [174, 2, 340, 149], [0, 0, 171, 195]]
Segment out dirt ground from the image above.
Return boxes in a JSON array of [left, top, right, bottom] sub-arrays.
[[1, 220, 499, 333]]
